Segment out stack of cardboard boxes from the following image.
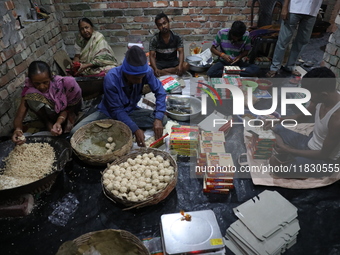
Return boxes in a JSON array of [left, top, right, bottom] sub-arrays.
[[169, 125, 199, 156], [225, 190, 300, 254], [195, 130, 235, 195], [246, 128, 276, 160]]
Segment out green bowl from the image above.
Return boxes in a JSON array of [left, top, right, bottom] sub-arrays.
[[242, 80, 258, 92]]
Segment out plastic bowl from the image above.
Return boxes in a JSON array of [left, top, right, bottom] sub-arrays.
[[257, 79, 273, 90], [242, 80, 258, 92]]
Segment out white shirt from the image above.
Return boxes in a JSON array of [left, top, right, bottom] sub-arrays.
[[308, 101, 340, 160], [289, 0, 323, 17]]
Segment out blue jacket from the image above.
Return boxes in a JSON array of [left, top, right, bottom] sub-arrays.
[[98, 66, 166, 133]]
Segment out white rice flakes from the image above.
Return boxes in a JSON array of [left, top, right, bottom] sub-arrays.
[[0, 143, 56, 190]]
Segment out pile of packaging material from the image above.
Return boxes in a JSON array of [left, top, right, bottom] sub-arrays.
[[223, 66, 242, 75], [225, 190, 300, 255], [195, 130, 235, 194], [246, 128, 276, 160], [202, 152, 235, 194], [169, 125, 199, 156], [196, 77, 242, 100], [160, 76, 181, 92]]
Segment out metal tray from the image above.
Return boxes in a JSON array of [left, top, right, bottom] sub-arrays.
[[160, 210, 224, 254], [0, 136, 72, 199]]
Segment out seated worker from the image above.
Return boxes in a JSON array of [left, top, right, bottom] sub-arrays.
[[72, 18, 118, 76], [207, 21, 260, 78], [71, 46, 167, 147], [12, 61, 82, 145], [268, 67, 340, 178], [149, 12, 189, 77]]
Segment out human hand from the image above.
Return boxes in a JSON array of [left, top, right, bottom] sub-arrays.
[[281, 9, 288, 20], [231, 56, 241, 65], [154, 68, 161, 77], [135, 129, 146, 147], [176, 66, 183, 76], [51, 123, 62, 136], [221, 54, 233, 63], [75, 63, 90, 75], [12, 129, 26, 145], [153, 119, 164, 140]]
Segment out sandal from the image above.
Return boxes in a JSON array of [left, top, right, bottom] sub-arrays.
[[266, 70, 277, 78], [291, 70, 301, 76]]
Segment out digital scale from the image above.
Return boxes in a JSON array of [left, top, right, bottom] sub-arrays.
[[160, 209, 226, 255]]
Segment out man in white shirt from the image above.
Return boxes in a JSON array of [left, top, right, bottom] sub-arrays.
[[268, 67, 340, 178], [266, 0, 323, 77]]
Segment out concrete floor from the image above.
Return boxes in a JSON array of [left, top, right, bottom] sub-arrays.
[[112, 41, 213, 65], [112, 32, 329, 77]]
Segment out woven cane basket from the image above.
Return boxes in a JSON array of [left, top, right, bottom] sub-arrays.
[[70, 119, 133, 166], [102, 147, 178, 210], [56, 229, 150, 255]]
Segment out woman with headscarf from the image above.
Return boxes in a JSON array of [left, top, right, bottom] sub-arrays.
[[72, 18, 118, 76], [12, 61, 82, 145]]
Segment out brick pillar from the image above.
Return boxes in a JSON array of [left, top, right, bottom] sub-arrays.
[[323, 11, 340, 89]]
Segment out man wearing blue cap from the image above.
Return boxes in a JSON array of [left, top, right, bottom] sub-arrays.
[[71, 46, 167, 147]]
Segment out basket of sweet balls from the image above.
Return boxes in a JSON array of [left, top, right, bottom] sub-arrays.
[[70, 119, 133, 166], [101, 147, 177, 210]]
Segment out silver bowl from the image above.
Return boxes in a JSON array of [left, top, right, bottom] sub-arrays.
[[186, 55, 203, 65], [166, 95, 201, 121], [189, 64, 211, 73]]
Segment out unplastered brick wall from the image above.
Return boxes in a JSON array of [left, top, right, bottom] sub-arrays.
[[56, 0, 252, 56], [323, 11, 340, 90], [0, 0, 64, 136]]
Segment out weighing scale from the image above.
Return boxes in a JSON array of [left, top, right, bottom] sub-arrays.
[[160, 209, 226, 255]]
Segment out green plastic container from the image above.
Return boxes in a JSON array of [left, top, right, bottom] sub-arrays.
[[242, 80, 258, 92]]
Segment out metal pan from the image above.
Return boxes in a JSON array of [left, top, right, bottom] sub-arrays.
[[0, 136, 72, 199]]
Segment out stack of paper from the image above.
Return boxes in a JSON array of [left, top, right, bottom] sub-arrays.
[[225, 190, 300, 255]]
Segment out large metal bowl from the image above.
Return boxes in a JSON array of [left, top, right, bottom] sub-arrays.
[[0, 136, 72, 199], [189, 64, 212, 73], [186, 55, 203, 65], [166, 95, 201, 121]]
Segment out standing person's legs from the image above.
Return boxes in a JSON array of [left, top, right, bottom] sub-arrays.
[[284, 14, 316, 72], [269, 15, 299, 73], [207, 61, 227, 77]]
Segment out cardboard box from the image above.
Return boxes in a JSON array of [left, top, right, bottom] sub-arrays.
[[205, 182, 235, 189], [161, 76, 181, 92], [206, 152, 234, 167], [200, 141, 226, 153], [171, 125, 200, 133], [203, 181, 230, 194], [170, 132, 199, 143], [201, 131, 226, 142]]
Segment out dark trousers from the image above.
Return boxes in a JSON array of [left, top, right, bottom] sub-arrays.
[[207, 60, 260, 77]]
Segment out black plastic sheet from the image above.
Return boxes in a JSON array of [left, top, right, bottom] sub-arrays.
[[1, 77, 340, 255]]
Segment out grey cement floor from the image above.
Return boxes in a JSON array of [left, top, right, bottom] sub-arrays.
[[112, 32, 329, 74]]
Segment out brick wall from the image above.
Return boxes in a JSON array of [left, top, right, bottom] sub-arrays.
[[323, 11, 340, 90], [1, 0, 339, 137], [57, 0, 252, 57], [0, 0, 64, 136]]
